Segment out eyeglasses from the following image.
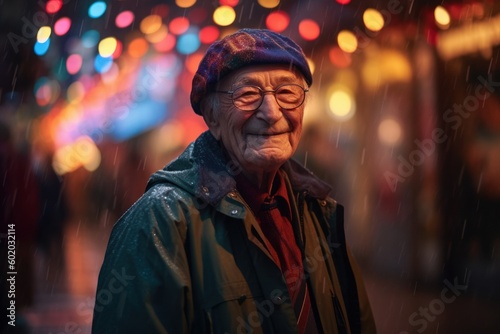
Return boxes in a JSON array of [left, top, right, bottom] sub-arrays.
[[216, 84, 309, 111]]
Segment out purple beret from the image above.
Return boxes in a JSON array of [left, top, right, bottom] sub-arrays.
[[190, 28, 313, 115]]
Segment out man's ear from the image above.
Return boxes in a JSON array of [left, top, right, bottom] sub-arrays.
[[201, 99, 221, 140]]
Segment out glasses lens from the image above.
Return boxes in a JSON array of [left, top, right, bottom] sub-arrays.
[[232, 86, 262, 110], [275, 84, 304, 109]]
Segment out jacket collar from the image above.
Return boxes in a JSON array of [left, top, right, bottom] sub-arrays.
[[147, 131, 333, 205]]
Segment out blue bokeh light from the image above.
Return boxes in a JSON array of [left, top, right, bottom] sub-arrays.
[[34, 38, 51, 56], [88, 1, 107, 19], [82, 30, 100, 48], [94, 54, 113, 73], [176, 29, 200, 55], [111, 100, 168, 141]]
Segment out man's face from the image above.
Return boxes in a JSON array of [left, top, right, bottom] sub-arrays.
[[206, 64, 307, 174]]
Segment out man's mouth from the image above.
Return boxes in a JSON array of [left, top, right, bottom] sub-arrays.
[[247, 131, 289, 137]]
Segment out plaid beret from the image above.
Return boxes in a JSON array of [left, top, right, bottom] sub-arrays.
[[190, 28, 313, 115]]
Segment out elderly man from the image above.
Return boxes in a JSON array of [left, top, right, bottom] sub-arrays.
[[92, 28, 376, 333]]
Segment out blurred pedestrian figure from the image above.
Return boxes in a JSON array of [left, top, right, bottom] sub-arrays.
[[33, 151, 68, 274]]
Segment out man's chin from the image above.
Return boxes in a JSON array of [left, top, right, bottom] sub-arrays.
[[243, 150, 291, 169]]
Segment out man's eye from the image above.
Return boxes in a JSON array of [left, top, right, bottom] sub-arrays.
[[234, 89, 260, 100], [240, 91, 259, 97]]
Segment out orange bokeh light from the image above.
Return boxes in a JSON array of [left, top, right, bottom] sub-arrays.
[[329, 46, 352, 68], [185, 52, 204, 74], [128, 38, 149, 58]]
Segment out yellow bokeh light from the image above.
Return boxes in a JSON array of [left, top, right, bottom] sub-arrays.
[[434, 6, 451, 29], [140, 15, 163, 35], [76, 136, 101, 172], [363, 8, 384, 32], [329, 88, 355, 121], [437, 13, 500, 60], [378, 118, 402, 145], [362, 49, 412, 90], [213, 6, 236, 27], [175, 0, 196, 8], [53, 145, 78, 175], [337, 30, 358, 53], [37, 26, 52, 43], [258, 0, 280, 8], [58, 105, 82, 124], [52, 136, 101, 175], [98, 37, 117, 57]]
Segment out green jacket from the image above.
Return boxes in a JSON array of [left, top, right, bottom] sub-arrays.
[[92, 131, 376, 334]]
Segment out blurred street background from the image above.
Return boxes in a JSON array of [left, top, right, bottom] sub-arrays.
[[1, 0, 500, 333]]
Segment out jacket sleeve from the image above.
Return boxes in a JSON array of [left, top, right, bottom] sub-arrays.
[[91, 186, 194, 334]]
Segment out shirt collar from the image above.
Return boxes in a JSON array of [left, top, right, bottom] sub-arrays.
[[235, 169, 292, 218]]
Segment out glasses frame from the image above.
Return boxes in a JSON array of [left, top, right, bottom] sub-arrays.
[[216, 83, 309, 112]]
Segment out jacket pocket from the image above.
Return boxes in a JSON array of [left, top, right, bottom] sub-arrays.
[[204, 280, 266, 334]]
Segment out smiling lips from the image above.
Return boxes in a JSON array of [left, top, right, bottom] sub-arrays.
[[247, 131, 290, 137]]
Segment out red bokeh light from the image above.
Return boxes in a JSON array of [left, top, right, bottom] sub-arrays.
[[112, 40, 123, 59], [115, 11, 135, 28], [169, 17, 190, 35], [265, 11, 290, 32], [298, 19, 320, 41], [46, 0, 63, 14], [220, 0, 239, 7], [54, 17, 71, 36], [199, 26, 220, 44], [154, 34, 176, 53], [152, 4, 169, 18]]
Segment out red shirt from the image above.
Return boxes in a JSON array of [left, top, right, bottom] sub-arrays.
[[235, 170, 304, 301]]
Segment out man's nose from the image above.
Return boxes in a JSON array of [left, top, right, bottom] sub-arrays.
[[257, 93, 282, 123]]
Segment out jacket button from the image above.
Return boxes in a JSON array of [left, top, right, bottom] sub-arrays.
[[202, 186, 210, 195], [237, 295, 247, 304], [272, 295, 284, 305]]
